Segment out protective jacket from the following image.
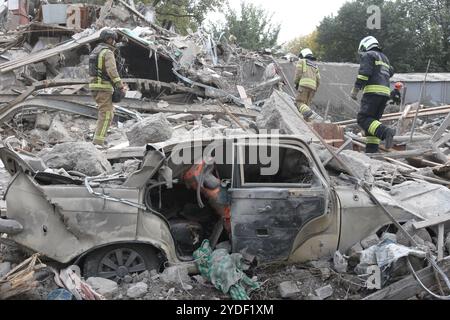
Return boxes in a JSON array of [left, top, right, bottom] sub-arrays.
[[390, 89, 401, 105], [89, 43, 122, 92], [295, 58, 321, 91], [355, 49, 394, 96]]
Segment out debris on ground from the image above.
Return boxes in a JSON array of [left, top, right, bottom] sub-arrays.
[[0, 0, 449, 302]]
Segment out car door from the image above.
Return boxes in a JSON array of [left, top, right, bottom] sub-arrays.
[[229, 139, 331, 262]]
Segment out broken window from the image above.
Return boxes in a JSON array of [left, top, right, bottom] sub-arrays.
[[236, 144, 319, 187]]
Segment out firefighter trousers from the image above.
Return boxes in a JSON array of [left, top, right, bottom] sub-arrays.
[[296, 86, 316, 119], [93, 90, 114, 145], [357, 94, 390, 153]]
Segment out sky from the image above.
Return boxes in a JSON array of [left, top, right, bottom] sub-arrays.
[[207, 0, 349, 44]]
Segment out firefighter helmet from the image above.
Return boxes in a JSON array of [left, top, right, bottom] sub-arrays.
[[358, 36, 379, 54], [394, 82, 403, 90], [100, 29, 117, 43], [300, 48, 314, 59]]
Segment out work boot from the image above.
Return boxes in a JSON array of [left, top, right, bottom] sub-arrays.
[[383, 128, 396, 149], [365, 144, 379, 154]]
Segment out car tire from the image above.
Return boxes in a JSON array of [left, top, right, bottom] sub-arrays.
[[82, 244, 162, 281]]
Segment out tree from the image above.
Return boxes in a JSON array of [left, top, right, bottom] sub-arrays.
[[284, 31, 321, 58], [209, 1, 281, 51], [150, 0, 226, 34], [315, 0, 450, 72], [80, 0, 226, 34]]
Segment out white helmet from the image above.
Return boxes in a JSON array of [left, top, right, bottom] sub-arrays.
[[358, 36, 379, 54], [300, 48, 314, 59]]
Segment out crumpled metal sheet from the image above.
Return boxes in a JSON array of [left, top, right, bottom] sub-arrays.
[[389, 180, 450, 220]]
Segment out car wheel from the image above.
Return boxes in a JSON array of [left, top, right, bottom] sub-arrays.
[[82, 244, 162, 282]]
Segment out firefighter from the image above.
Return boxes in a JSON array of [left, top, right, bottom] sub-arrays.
[[390, 82, 403, 106], [89, 29, 127, 146], [295, 48, 322, 121], [351, 36, 396, 153]]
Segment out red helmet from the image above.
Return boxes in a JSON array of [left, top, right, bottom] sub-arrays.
[[394, 82, 403, 90]]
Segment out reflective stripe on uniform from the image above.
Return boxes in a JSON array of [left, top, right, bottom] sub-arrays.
[[100, 111, 112, 139], [375, 60, 390, 68], [112, 77, 121, 84], [299, 78, 317, 88], [89, 49, 113, 91], [299, 104, 311, 114], [366, 136, 381, 145], [357, 74, 369, 81], [368, 120, 382, 136], [363, 85, 391, 95], [89, 83, 114, 90], [94, 135, 105, 143]]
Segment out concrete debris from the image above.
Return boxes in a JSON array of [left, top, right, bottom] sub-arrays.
[[126, 113, 173, 146], [315, 285, 333, 300], [256, 91, 315, 141], [47, 117, 73, 143], [307, 260, 332, 270], [318, 268, 331, 280], [41, 142, 112, 176], [166, 113, 197, 123], [396, 220, 433, 248], [86, 277, 118, 299], [354, 263, 371, 276], [333, 251, 348, 273], [0, 0, 448, 303], [361, 234, 380, 250], [0, 261, 11, 278], [192, 275, 206, 285], [35, 112, 52, 131], [160, 265, 191, 285], [126, 282, 148, 299], [278, 281, 300, 299]]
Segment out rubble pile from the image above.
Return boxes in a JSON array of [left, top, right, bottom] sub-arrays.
[[0, 0, 449, 301]]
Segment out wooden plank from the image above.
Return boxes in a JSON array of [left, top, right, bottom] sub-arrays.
[[336, 105, 450, 126], [368, 149, 433, 160], [413, 214, 450, 230], [431, 112, 450, 143], [363, 257, 450, 300]]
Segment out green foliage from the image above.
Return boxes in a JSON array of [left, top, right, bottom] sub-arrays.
[[284, 31, 321, 58], [316, 0, 450, 72], [209, 1, 281, 51], [149, 0, 226, 34], [78, 0, 226, 34]]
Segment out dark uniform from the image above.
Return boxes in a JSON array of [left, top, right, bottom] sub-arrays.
[[354, 49, 394, 153], [390, 88, 401, 105]]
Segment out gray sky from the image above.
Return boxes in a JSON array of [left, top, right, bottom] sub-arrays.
[[207, 0, 349, 44]]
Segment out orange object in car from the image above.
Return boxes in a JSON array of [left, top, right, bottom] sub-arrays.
[[183, 162, 231, 233]]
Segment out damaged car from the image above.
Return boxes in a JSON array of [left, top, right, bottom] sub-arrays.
[[0, 135, 420, 281]]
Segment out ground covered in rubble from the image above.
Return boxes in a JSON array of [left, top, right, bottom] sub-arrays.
[[0, 242, 367, 300]]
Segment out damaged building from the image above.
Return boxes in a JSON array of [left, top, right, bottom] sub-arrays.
[[0, 0, 449, 302]]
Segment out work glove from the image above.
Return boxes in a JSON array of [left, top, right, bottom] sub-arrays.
[[350, 87, 360, 100]]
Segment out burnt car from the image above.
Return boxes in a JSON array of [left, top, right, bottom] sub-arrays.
[[0, 135, 417, 281]]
